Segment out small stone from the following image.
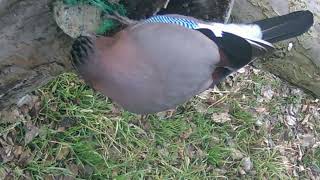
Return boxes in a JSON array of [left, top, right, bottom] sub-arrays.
[[242, 157, 253, 172]]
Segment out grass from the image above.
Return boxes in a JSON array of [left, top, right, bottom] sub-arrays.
[[1, 67, 319, 179], [3, 1, 319, 178]]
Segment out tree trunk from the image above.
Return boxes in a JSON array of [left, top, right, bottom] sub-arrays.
[[231, 0, 320, 97], [0, 0, 73, 110]]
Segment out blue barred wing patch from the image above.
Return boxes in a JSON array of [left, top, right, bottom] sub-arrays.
[[144, 15, 199, 29]]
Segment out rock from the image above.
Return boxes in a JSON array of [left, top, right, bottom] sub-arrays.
[[242, 157, 253, 172], [53, 1, 103, 38]]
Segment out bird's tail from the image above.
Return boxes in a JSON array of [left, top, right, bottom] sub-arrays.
[[253, 10, 314, 43]]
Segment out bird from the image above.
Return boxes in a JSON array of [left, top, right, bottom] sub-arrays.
[[70, 10, 314, 114]]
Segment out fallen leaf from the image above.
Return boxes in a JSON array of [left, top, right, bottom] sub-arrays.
[[0, 108, 24, 123], [57, 117, 77, 132], [0, 145, 14, 163], [178, 147, 185, 160], [156, 111, 167, 119], [79, 165, 94, 178], [180, 128, 193, 140], [156, 109, 176, 119], [129, 124, 147, 137], [24, 122, 40, 145], [43, 174, 55, 180], [0, 167, 8, 178], [261, 86, 274, 100], [299, 134, 315, 147], [211, 168, 227, 175], [60, 175, 75, 180], [22, 171, 33, 180], [255, 107, 267, 113], [301, 104, 308, 113], [194, 102, 208, 113], [30, 101, 41, 117], [197, 90, 212, 100], [13, 146, 23, 158], [301, 114, 311, 125], [0, 137, 8, 146], [252, 68, 260, 74], [4, 174, 14, 180], [17, 95, 33, 107], [231, 148, 244, 160], [211, 112, 231, 123], [158, 147, 169, 157], [18, 148, 32, 167], [56, 145, 70, 160]]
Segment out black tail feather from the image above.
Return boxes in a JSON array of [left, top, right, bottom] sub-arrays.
[[253, 10, 314, 43]]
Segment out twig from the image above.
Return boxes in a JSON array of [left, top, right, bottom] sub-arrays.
[[104, 12, 138, 25], [163, 0, 170, 9]]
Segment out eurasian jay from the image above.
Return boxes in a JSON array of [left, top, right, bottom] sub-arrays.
[[70, 11, 314, 114]]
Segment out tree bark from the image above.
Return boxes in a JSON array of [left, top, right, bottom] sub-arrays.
[[0, 0, 73, 110], [231, 0, 320, 97]]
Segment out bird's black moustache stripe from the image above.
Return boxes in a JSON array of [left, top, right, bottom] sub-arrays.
[[70, 36, 94, 68]]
